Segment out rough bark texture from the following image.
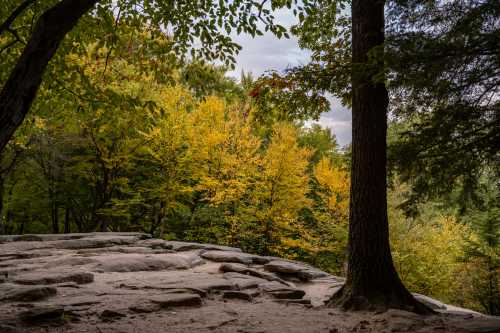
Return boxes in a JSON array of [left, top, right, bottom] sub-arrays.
[[0, 0, 98, 152], [328, 0, 431, 314], [0, 175, 4, 234]]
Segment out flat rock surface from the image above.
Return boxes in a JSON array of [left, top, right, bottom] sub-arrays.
[[0, 232, 499, 332]]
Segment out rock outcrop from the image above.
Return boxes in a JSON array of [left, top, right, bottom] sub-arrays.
[[0, 232, 499, 333]]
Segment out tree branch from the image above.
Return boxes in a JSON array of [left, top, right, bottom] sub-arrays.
[[0, 0, 99, 153], [0, 0, 36, 35]]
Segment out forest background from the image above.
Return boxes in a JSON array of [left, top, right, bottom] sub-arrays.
[[0, 0, 498, 316]]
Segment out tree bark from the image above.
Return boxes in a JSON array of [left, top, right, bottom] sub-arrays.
[[328, 0, 430, 313], [0, 175, 4, 235], [64, 206, 71, 233], [51, 202, 59, 234], [0, 0, 98, 152]]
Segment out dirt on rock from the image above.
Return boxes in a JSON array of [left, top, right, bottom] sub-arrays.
[[0, 232, 499, 333]]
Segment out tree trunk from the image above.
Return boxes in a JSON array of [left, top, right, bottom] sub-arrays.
[[51, 202, 59, 234], [64, 206, 71, 233], [328, 0, 430, 313], [71, 207, 83, 232], [0, 175, 4, 235], [0, 0, 98, 152]]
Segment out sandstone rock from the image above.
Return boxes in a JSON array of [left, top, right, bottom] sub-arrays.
[[0, 251, 53, 261], [150, 293, 202, 308], [222, 272, 267, 290], [413, 293, 447, 310], [99, 309, 127, 321], [165, 241, 241, 252], [95, 255, 192, 272], [458, 317, 500, 333], [1, 284, 57, 301], [14, 272, 94, 285], [118, 284, 209, 297], [190, 277, 235, 292], [129, 304, 160, 313], [266, 289, 306, 299], [44, 257, 96, 268], [375, 308, 424, 332], [119, 273, 234, 293], [220, 263, 290, 285], [264, 260, 305, 274], [222, 290, 254, 301], [54, 237, 137, 250], [0, 232, 149, 243], [162, 288, 208, 297], [0, 233, 495, 333], [12, 235, 43, 242], [260, 282, 305, 299], [19, 305, 64, 323], [274, 298, 311, 305], [56, 282, 80, 288], [136, 239, 173, 249], [200, 250, 261, 265], [264, 260, 329, 281], [0, 323, 18, 333], [77, 246, 164, 255]]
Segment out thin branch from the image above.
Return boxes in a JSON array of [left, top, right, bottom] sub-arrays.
[[7, 28, 26, 45], [0, 39, 18, 55], [0, 0, 36, 35], [102, 7, 122, 77]]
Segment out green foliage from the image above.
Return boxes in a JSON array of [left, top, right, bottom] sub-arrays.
[[386, 0, 499, 213], [460, 186, 500, 315], [248, 71, 330, 125], [298, 124, 338, 165]]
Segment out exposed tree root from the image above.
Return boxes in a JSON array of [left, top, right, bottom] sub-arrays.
[[327, 284, 434, 315]]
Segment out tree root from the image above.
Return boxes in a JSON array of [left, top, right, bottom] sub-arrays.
[[327, 285, 434, 315]]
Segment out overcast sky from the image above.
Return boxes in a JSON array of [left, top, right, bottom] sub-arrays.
[[225, 10, 352, 147]]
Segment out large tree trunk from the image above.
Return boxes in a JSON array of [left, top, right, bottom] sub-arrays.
[[64, 206, 71, 233], [51, 201, 59, 234], [328, 0, 430, 313], [0, 0, 98, 152], [0, 175, 4, 235]]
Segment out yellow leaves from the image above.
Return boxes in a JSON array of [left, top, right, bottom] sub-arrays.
[[313, 157, 350, 222], [389, 198, 470, 302], [314, 158, 349, 195], [261, 124, 311, 196], [33, 116, 47, 130]]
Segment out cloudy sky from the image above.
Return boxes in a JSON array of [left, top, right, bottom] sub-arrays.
[[225, 10, 352, 147]]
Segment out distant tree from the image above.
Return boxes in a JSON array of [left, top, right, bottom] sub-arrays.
[[251, 123, 311, 255], [298, 124, 339, 165], [189, 97, 261, 246], [307, 156, 350, 273]]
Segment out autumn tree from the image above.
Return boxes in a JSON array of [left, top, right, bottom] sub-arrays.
[[250, 123, 311, 255], [189, 97, 261, 246], [308, 157, 350, 272], [0, 0, 303, 152]]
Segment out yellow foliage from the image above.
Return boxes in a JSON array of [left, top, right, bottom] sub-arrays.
[[313, 157, 350, 223], [251, 123, 312, 255], [389, 186, 470, 302], [187, 97, 262, 245]]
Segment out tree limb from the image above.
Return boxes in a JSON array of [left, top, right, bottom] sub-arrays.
[[0, 0, 36, 35], [0, 0, 99, 153]]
